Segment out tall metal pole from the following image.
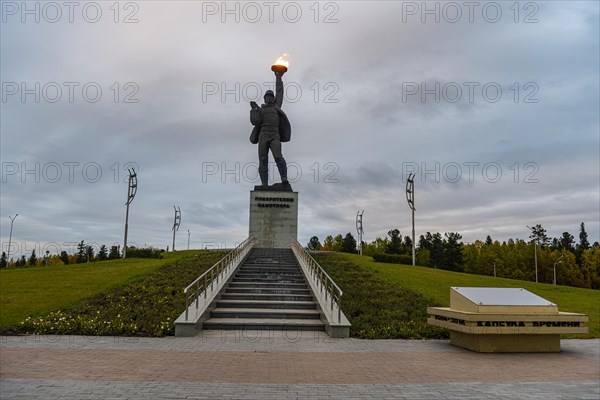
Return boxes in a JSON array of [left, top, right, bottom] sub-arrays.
[[526, 225, 538, 283], [356, 210, 364, 255], [172, 206, 181, 251], [187, 230, 191, 250], [7, 214, 18, 262], [534, 241, 538, 283], [123, 169, 137, 258], [406, 173, 416, 266]]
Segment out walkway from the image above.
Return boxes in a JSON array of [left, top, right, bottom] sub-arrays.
[[1, 333, 598, 399]]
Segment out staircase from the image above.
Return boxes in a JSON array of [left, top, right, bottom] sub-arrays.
[[202, 248, 325, 331]]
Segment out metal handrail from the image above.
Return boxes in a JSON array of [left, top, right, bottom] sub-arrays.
[[183, 237, 254, 321], [291, 240, 343, 323]]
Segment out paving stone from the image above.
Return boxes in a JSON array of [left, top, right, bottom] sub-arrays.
[[1, 337, 598, 399]]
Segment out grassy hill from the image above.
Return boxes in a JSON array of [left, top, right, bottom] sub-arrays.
[[0, 251, 220, 331], [1, 249, 597, 338], [329, 253, 599, 338]]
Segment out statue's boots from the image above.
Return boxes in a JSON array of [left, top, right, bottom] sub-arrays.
[[277, 160, 288, 184], [259, 171, 269, 187]]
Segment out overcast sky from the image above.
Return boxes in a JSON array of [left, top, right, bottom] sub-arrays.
[[1, 1, 598, 257]]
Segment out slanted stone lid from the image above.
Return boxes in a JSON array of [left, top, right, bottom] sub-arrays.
[[450, 287, 558, 314]]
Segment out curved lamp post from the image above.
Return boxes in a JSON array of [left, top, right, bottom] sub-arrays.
[[356, 210, 364, 255], [123, 169, 137, 258], [553, 254, 564, 285], [7, 214, 18, 262], [406, 173, 416, 266], [172, 206, 181, 251]]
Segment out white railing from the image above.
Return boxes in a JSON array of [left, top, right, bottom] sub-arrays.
[[183, 237, 254, 321], [291, 240, 343, 323]]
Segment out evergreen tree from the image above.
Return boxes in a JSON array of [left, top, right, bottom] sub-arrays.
[[18, 255, 26, 267], [529, 224, 549, 247], [558, 232, 575, 252], [418, 233, 432, 251], [403, 236, 412, 251], [28, 250, 37, 267], [85, 245, 95, 262], [578, 222, 590, 250], [485, 235, 493, 246], [575, 223, 591, 264], [76, 241, 86, 263], [98, 245, 108, 261], [385, 229, 403, 254], [60, 251, 70, 265], [108, 245, 121, 259], [0, 252, 7, 268], [430, 233, 445, 268], [341, 232, 357, 254], [444, 232, 464, 272]]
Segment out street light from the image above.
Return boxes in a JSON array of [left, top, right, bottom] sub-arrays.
[[172, 206, 181, 251], [7, 214, 18, 262], [553, 254, 564, 285], [123, 169, 137, 258], [526, 225, 538, 283], [406, 173, 416, 266], [356, 210, 364, 255]]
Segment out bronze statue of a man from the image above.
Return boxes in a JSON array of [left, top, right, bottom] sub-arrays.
[[249, 70, 291, 189]]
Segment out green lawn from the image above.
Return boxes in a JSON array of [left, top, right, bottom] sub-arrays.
[[2, 250, 597, 339], [0, 251, 201, 329], [338, 253, 600, 338]]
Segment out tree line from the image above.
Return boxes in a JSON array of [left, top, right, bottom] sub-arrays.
[[0, 241, 162, 268], [307, 222, 600, 289]]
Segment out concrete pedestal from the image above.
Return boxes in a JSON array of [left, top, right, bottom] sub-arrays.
[[249, 190, 298, 248]]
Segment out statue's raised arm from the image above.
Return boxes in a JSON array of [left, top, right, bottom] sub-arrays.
[[274, 73, 283, 108]]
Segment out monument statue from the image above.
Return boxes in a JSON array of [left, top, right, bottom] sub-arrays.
[[249, 57, 292, 191]]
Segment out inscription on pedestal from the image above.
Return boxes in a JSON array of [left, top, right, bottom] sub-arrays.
[[249, 190, 298, 248]]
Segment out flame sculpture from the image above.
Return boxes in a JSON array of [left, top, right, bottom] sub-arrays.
[[271, 53, 289, 74]]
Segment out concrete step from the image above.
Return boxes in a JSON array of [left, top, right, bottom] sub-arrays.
[[233, 277, 306, 284], [239, 267, 301, 272], [220, 293, 314, 302], [228, 282, 307, 289], [202, 318, 325, 331], [216, 299, 317, 310], [235, 272, 304, 278], [225, 288, 311, 295], [242, 262, 298, 267], [210, 308, 321, 319]]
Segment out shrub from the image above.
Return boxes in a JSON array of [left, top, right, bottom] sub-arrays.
[[372, 253, 412, 265], [125, 247, 163, 259], [14, 250, 227, 337], [314, 252, 448, 339]]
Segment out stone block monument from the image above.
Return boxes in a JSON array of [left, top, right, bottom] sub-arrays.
[[427, 287, 588, 352]]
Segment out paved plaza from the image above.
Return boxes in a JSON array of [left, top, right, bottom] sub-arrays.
[[1, 332, 598, 399]]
